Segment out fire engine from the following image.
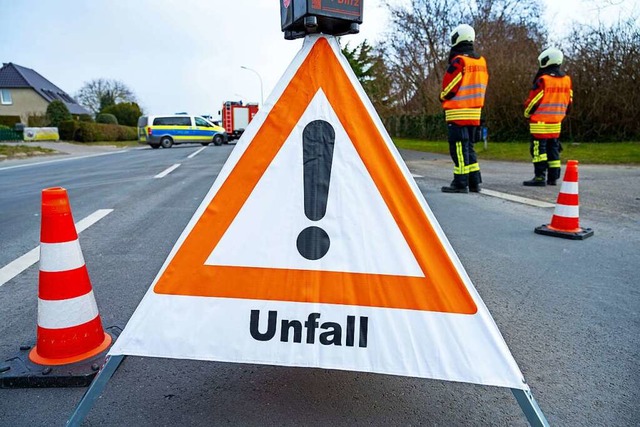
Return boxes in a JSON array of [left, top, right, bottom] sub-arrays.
[[220, 101, 259, 141]]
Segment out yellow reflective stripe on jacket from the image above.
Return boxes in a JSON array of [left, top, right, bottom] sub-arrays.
[[440, 73, 463, 101], [468, 163, 480, 172], [445, 108, 482, 121], [524, 91, 544, 118], [548, 160, 561, 168], [530, 122, 562, 134]]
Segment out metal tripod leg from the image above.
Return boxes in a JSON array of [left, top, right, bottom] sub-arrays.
[[67, 355, 125, 427], [511, 388, 550, 427]]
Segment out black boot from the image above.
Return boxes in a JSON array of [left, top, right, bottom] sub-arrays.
[[469, 171, 482, 193], [523, 176, 546, 187], [441, 180, 469, 193]]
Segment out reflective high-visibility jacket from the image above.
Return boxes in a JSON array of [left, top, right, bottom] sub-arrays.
[[524, 74, 573, 139], [440, 55, 489, 126]]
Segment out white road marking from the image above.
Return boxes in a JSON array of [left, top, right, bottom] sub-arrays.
[[481, 189, 555, 208], [0, 209, 113, 288], [154, 163, 181, 179], [0, 150, 129, 172], [187, 147, 207, 159], [75, 209, 113, 232], [411, 173, 424, 178]]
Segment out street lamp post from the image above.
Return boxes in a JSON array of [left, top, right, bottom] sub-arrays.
[[240, 65, 264, 107]]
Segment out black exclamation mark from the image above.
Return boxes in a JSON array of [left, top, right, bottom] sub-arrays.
[[296, 120, 335, 260]]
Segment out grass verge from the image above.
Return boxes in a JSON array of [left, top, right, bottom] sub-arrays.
[[393, 139, 640, 165], [0, 144, 56, 159]]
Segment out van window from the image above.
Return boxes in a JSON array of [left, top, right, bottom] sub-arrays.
[[174, 117, 192, 126], [137, 116, 148, 127], [153, 116, 192, 126], [195, 117, 211, 127]]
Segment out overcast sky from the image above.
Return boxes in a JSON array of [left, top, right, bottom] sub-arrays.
[[0, 0, 635, 118]]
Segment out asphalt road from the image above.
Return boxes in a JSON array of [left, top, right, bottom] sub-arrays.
[[0, 143, 638, 426]]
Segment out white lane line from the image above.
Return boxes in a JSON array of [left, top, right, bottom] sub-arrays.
[[187, 147, 207, 159], [481, 189, 555, 208], [75, 209, 114, 233], [411, 173, 424, 178], [154, 163, 181, 179], [0, 150, 129, 172], [0, 209, 114, 288]]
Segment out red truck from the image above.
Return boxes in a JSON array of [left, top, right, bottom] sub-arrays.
[[220, 101, 259, 141]]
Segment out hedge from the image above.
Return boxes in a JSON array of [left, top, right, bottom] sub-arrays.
[[59, 120, 137, 142], [382, 114, 570, 142], [58, 121, 79, 141], [383, 114, 448, 141], [0, 115, 22, 128]]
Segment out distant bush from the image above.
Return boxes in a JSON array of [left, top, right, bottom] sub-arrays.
[[78, 114, 94, 122], [46, 100, 71, 127], [0, 115, 22, 127], [95, 113, 118, 125], [102, 102, 142, 127], [59, 120, 79, 141], [74, 121, 136, 142], [28, 112, 50, 127]]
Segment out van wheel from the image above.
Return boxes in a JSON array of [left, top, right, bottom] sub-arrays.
[[213, 135, 223, 146], [150, 143, 160, 149], [201, 142, 210, 146], [160, 137, 173, 148]]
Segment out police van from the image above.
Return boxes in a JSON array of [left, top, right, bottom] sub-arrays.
[[137, 114, 228, 148]]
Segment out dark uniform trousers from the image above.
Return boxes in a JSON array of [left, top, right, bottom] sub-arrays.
[[448, 124, 482, 189], [530, 137, 561, 182]]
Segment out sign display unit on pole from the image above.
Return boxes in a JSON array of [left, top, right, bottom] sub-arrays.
[[71, 34, 548, 426]]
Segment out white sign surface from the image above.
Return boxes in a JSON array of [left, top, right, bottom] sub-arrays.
[[110, 35, 527, 391]]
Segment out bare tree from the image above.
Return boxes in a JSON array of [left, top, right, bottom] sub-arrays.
[[563, 18, 640, 140], [75, 78, 137, 115], [382, 0, 464, 115]]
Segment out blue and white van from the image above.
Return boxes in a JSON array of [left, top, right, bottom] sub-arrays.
[[137, 114, 227, 148]]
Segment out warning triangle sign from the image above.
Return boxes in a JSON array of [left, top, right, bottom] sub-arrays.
[[153, 36, 474, 314], [110, 35, 527, 391]]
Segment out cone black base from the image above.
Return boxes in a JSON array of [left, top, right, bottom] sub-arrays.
[[534, 224, 594, 240], [0, 327, 120, 388]]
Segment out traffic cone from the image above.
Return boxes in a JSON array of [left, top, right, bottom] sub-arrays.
[[29, 187, 112, 365], [534, 160, 594, 240]]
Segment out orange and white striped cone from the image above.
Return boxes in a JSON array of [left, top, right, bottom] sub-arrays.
[[535, 160, 594, 240], [29, 187, 112, 365]]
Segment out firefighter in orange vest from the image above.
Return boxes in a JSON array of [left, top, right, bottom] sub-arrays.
[[523, 47, 573, 186], [440, 24, 489, 193]]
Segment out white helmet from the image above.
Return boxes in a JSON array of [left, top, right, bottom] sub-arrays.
[[450, 24, 475, 47], [538, 47, 564, 68]]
